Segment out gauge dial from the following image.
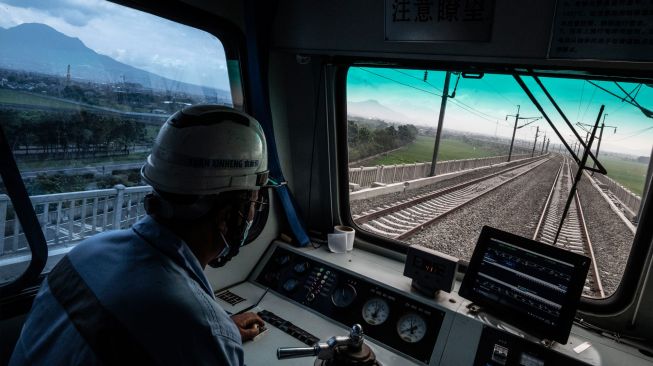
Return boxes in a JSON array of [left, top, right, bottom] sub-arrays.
[[331, 284, 357, 308], [293, 261, 310, 273], [396, 313, 427, 343], [282, 278, 299, 292], [362, 298, 390, 325]]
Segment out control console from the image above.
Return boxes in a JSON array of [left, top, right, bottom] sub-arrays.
[[256, 247, 445, 364]]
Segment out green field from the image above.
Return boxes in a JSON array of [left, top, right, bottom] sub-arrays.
[[600, 156, 648, 196], [0, 89, 81, 109], [364, 135, 504, 166]]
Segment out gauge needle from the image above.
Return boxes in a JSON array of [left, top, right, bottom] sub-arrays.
[[401, 325, 418, 334]]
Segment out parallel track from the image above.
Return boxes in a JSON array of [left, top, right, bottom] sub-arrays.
[[533, 157, 604, 298], [353, 157, 550, 241]]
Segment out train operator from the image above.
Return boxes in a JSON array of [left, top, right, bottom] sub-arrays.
[[10, 105, 268, 365]]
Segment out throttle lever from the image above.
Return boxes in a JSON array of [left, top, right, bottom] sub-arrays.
[[277, 324, 364, 360]]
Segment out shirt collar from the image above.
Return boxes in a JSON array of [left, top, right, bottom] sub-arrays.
[[132, 215, 215, 298]]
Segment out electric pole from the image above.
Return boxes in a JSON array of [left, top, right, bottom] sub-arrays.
[[545, 138, 550, 153], [578, 114, 617, 170], [531, 126, 540, 157], [540, 133, 547, 155], [506, 106, 541, 162], [593, 114, 617, 170], [429, 71, 451, 176]]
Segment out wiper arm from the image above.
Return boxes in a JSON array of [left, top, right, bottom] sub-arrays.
[[513, 73, 607, 175]]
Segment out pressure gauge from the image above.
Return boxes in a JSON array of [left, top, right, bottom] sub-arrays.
[[396, 313, 427, 343], [282, 278, 299, 292], [331, 284, 357, 308], [362, 298, 390, 325]]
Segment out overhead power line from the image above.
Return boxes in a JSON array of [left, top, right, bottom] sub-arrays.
[[362, 68, 503, 123]]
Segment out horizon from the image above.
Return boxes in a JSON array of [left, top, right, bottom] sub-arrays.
[[346, 113, 649, 159]]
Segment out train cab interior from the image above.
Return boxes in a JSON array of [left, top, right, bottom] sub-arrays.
[[1, 0, 653, 365]]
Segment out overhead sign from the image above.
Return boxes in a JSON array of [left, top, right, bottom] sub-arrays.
[[385, 0, 495, 42], [549, 0, 653, 61]]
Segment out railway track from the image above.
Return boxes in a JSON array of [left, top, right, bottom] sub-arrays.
[[353, 156, 550, 241], [533, 157, 604, 298]]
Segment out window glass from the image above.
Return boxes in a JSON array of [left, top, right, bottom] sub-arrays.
[[0, 0, 232, 284], [347, 67, 652, 298]]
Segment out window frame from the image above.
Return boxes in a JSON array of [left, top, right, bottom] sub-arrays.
[[336, 60, 653, 314], [0, 0, 247, 317]]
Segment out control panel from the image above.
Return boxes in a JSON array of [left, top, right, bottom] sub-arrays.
[[255, 247, 445, 364], [474, 326, 591, 366]]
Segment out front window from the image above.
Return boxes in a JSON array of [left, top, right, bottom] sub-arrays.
[[0, 0, 234, 284], [346, 67, 652, 298]]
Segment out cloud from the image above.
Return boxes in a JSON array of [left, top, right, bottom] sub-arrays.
[[1, 0, 111, 26], [0, 0, 230, 89]]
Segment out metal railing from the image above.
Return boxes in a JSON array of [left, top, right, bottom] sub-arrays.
[[0, 185, 152, 257], [348, 154, 531, 189]]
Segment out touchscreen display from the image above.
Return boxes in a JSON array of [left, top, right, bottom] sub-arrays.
[[459, 226, 590, 344]]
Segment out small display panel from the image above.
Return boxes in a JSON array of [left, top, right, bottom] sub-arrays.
[[459, 226, 590, 344]]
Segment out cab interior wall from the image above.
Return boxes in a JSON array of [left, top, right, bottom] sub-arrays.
[[268, 52, 337, 235]]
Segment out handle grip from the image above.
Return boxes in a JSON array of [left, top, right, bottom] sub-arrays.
[[276, 345, 320, 359]]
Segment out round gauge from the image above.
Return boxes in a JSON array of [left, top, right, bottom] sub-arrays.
[[396, 313, 427, 343], [331, 284, 357, 308], [293, 261, 310, 274], [282, 278, 299, 292], [361, 298, 390, 325]]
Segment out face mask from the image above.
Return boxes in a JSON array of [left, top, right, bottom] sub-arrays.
[[207, 190, 265, 268]]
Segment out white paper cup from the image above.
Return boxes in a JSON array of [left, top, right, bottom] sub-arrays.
[[327, 233, 348, 253], [334, 225, 355, 251]]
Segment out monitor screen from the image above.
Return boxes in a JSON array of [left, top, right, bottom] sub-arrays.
[[459, 226, 590, 344]]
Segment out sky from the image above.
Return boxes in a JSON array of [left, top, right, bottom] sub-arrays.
[[0, 0, 230, 90], [348, 68, 653, 157]]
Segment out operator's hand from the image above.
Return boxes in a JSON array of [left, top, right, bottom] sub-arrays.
[[231, 312, 265, 342]]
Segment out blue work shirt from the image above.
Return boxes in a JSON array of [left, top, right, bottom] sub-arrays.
[[10, 215, 244, 365]]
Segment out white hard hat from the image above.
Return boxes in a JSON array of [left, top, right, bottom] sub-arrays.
[[141, 105, 269, 196]]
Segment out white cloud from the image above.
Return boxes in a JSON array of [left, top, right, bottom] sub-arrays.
[[0, 0, 229, 89]]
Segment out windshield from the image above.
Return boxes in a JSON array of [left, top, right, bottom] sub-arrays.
[[346, 67, 652, 298]]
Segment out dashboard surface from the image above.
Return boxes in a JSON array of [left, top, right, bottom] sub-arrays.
[[216, 242, 653, 366]]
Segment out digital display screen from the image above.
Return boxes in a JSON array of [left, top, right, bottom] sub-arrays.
[[459, 226, 590, 344], [413, 256, 444, 275]]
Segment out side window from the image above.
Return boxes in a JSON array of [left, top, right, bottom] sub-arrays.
[[346, 67, 652, 298], [0, 0, 233, 284]]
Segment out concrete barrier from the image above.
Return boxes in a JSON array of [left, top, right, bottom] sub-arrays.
[[350, 154, 545, 201], [348, 154, 531, 189]]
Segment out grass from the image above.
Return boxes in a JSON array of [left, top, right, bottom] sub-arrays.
[[0, 89, 81, 110], [365, 135, 504, 165], [600, 156, 648, 196]]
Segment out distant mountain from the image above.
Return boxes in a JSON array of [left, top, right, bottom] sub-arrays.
[[0, 23, 229, 98], [347, 99, 410, 123]]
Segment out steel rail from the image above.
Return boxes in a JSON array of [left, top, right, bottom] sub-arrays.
[[355, 156, 550, 240], [534, 157, 604, 298], [533, 162, 564, 240], [575, 188, 605, 298], [354, 156, 547, 225]]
